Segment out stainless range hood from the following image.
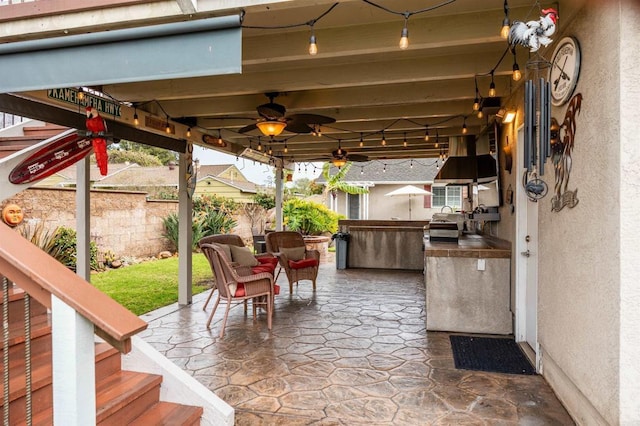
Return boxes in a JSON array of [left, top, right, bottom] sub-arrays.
[[434, 135, 498, 184]]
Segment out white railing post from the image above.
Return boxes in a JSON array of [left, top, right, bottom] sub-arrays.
[[51, 295, 96, 425]]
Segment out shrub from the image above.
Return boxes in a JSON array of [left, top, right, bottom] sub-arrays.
[[19, 223, 99, 271], [162, 208, 237, 252], [253, 192, 275, 210], [283, 198, 343, 235], [193, 194, 237, 216]]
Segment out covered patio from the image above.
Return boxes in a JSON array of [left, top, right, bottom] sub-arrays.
[[139, 264, 572, 425]]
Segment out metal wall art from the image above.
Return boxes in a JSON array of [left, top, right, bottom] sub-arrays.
[[551, 93, 583, 212]]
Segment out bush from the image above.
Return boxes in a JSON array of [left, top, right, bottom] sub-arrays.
[[162, 208, 237, 252], [193, 194, 237, 216], [283, 198, 343, 235], [19, 223, 99, 271], [253, 192, 275, 210]]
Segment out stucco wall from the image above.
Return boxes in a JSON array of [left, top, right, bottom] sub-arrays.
[[3, 188, 178, 257], [618, 1, 640, 422]]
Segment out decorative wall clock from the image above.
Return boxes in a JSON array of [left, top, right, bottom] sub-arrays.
[[549, 36, 581, 106]]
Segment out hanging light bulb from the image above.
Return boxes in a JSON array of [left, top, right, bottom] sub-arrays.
[[500, 0, 510, 39], [257, 139, 263, 151], [435, 141, 439, 148], [424, 126, 430, 141], [472, 77, 480, 111], [133, 108, 139, 126], [217, 129, 223, 145], [165, 116, 171, 134], [512, 63, 522, 81], [399, 17, 409, 50], [489, 71, 496, 97], [360, 167, 364, 175], [186, 127, 192, 137], [383, 163, 387, 173], [359, 133, 364, 147], [381, 131, 386, 146], [77, 87, 85, 102], [284, 142, 288, 153], [462, 118, 468, 134], [308, 25, 318, 56], [337, 140, 342, 155], [403, 133, 407, 148], [268, 146, 273, 155], [410, 159, 413, 169], [477, 108, 484, 119]]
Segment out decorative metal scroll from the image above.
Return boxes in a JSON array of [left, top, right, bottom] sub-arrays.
[[185, 142, 197, 199], [551, 93, 583, 212]]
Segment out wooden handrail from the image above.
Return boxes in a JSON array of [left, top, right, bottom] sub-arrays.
[[0, 222, 146, 353]]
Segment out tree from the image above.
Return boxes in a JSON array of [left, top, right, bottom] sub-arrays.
[[107, 149, 163, 166], [321, 162, 369, 200], [110, 140, 178, 165]]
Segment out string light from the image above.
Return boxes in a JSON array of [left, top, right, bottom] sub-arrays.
[[359, 133, 364, 147], [165, 115, 171, 134], [489, 71, 496, 97], [403, 132, 407, 147], [424, 125, 430, 141], [133, 108, 139, 126], [381, 130, 386, 146], [477, 107, 484, 119], [500, 0, 510, 39], [257, 138, 263, 151], [410, 159, 413, 169], [284, 142, 288, 153], [383, 163, 387, 173], [268, 146, 273, 155], [217, 129, 223, 145], [361, 166, 364, 175], [462, 117, 468, 134], [399, 16, 409, 50], [308, 24, 318, 55], [472, 77, 480, 111], [512, 48, 522, 81], [186, 127, 191, 137]]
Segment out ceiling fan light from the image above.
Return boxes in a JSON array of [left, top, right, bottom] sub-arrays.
[[256, 120, 286, 137], [332, 157, 347, 168]]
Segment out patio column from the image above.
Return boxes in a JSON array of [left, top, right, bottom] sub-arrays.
[[178, 151, 193, 305], [275, 164, 283, 231], [75, 157, 90, 280]]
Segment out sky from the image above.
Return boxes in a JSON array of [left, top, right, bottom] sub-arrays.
[[193, 145, 323, 185]]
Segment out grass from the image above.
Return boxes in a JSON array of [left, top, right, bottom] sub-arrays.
[[91, 253, 212, 315]]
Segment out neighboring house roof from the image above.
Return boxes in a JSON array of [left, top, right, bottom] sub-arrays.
[[316, 159, 440, 185], [92, 164, 179, 187], [38, 163, 136, 186], [199, 175, 258, 194]]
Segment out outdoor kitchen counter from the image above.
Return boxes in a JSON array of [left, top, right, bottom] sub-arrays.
[[424, 234, 512, 335], [338, 220, 429, 270], [424, 233, 511, 258]]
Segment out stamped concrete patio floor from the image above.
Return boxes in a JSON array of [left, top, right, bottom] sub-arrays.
[[139, 264, 573, 425]]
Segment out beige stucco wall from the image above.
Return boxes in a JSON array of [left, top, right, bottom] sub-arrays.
[[496, 1, 640, 423]]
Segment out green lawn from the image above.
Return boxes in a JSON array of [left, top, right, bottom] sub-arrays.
[[91, 253, 212, 315]]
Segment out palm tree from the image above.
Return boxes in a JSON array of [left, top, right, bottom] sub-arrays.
[[321, 163, 368, 208]]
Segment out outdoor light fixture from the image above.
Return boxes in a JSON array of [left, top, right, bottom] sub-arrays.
[[502, 110, 516, 123], [332, 157, 347, 168], [217, 129, 224, 145], [308, 25, 318, 55], [399, 17, 409, 50], [381, 131, 386, 146], [472, 77, 480, 111], [256, 119, 286, 137], [500, 0, 510, 39], [359, 133, 364, 147], [489, 71, 496, 97], [133, 109, 139, 126], [403, 133, 408, 147], [186, 127, 191, 137], [424, 126, 430, 141], [512, 49, 522, 81], [477, 107, 484, 119], [284, 142, 288, 153], [165, 116, 171, 134], [462, 118, 468, 134]]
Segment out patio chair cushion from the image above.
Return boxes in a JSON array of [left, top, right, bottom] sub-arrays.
[[218, 244, 232, 262], [251, 265, 274, 275], [280, 246, 306, 261], [230, 245, 259, 266], [234, 283, 245, 297], [289, 258, 318, 270], [257, 256, 279, 267]]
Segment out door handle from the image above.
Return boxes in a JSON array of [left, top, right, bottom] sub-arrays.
[[521, 250, 530, 257]]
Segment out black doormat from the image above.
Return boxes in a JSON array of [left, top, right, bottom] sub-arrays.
[[449, 335, 536, 375]]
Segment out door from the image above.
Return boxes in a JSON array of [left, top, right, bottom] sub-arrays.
[[515, 126, 540, 368], [347, 193, 361, 219]]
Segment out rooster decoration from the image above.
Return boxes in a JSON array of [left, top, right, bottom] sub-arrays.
[[509, 8, 558, 52], [85, 106, 109, 176]]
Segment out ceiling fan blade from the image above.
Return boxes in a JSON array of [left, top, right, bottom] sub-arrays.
[[238, 123, 258, 134], [284, 121, 314, 133], [348, 154, 369, 162], [257, 102, 286, 118], [287, 113, 336, 125]]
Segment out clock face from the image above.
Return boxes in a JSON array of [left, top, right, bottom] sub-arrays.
[[549, 37, 581, 106]]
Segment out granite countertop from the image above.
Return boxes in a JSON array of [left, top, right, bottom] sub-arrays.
[[424, 233, 511, 259]]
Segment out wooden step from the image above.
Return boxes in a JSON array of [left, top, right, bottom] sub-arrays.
[[129, 401, 203, 426], [96, 370, 162, 425], [22, 124, 68, 138]]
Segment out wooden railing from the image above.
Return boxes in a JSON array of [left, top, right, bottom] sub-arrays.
[[0, 221, 147, 423]]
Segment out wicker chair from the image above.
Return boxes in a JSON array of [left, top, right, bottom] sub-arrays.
[[200, 242, 273, 338], [265, 231, 320, 294], [199, 234, 278, 310]]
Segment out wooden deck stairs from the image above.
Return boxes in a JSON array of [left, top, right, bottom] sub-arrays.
[[0, 122, 69, 160], [0, 285, 203, 425]]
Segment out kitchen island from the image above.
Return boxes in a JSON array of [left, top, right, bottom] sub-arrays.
[[424, 234, 512, 334]]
